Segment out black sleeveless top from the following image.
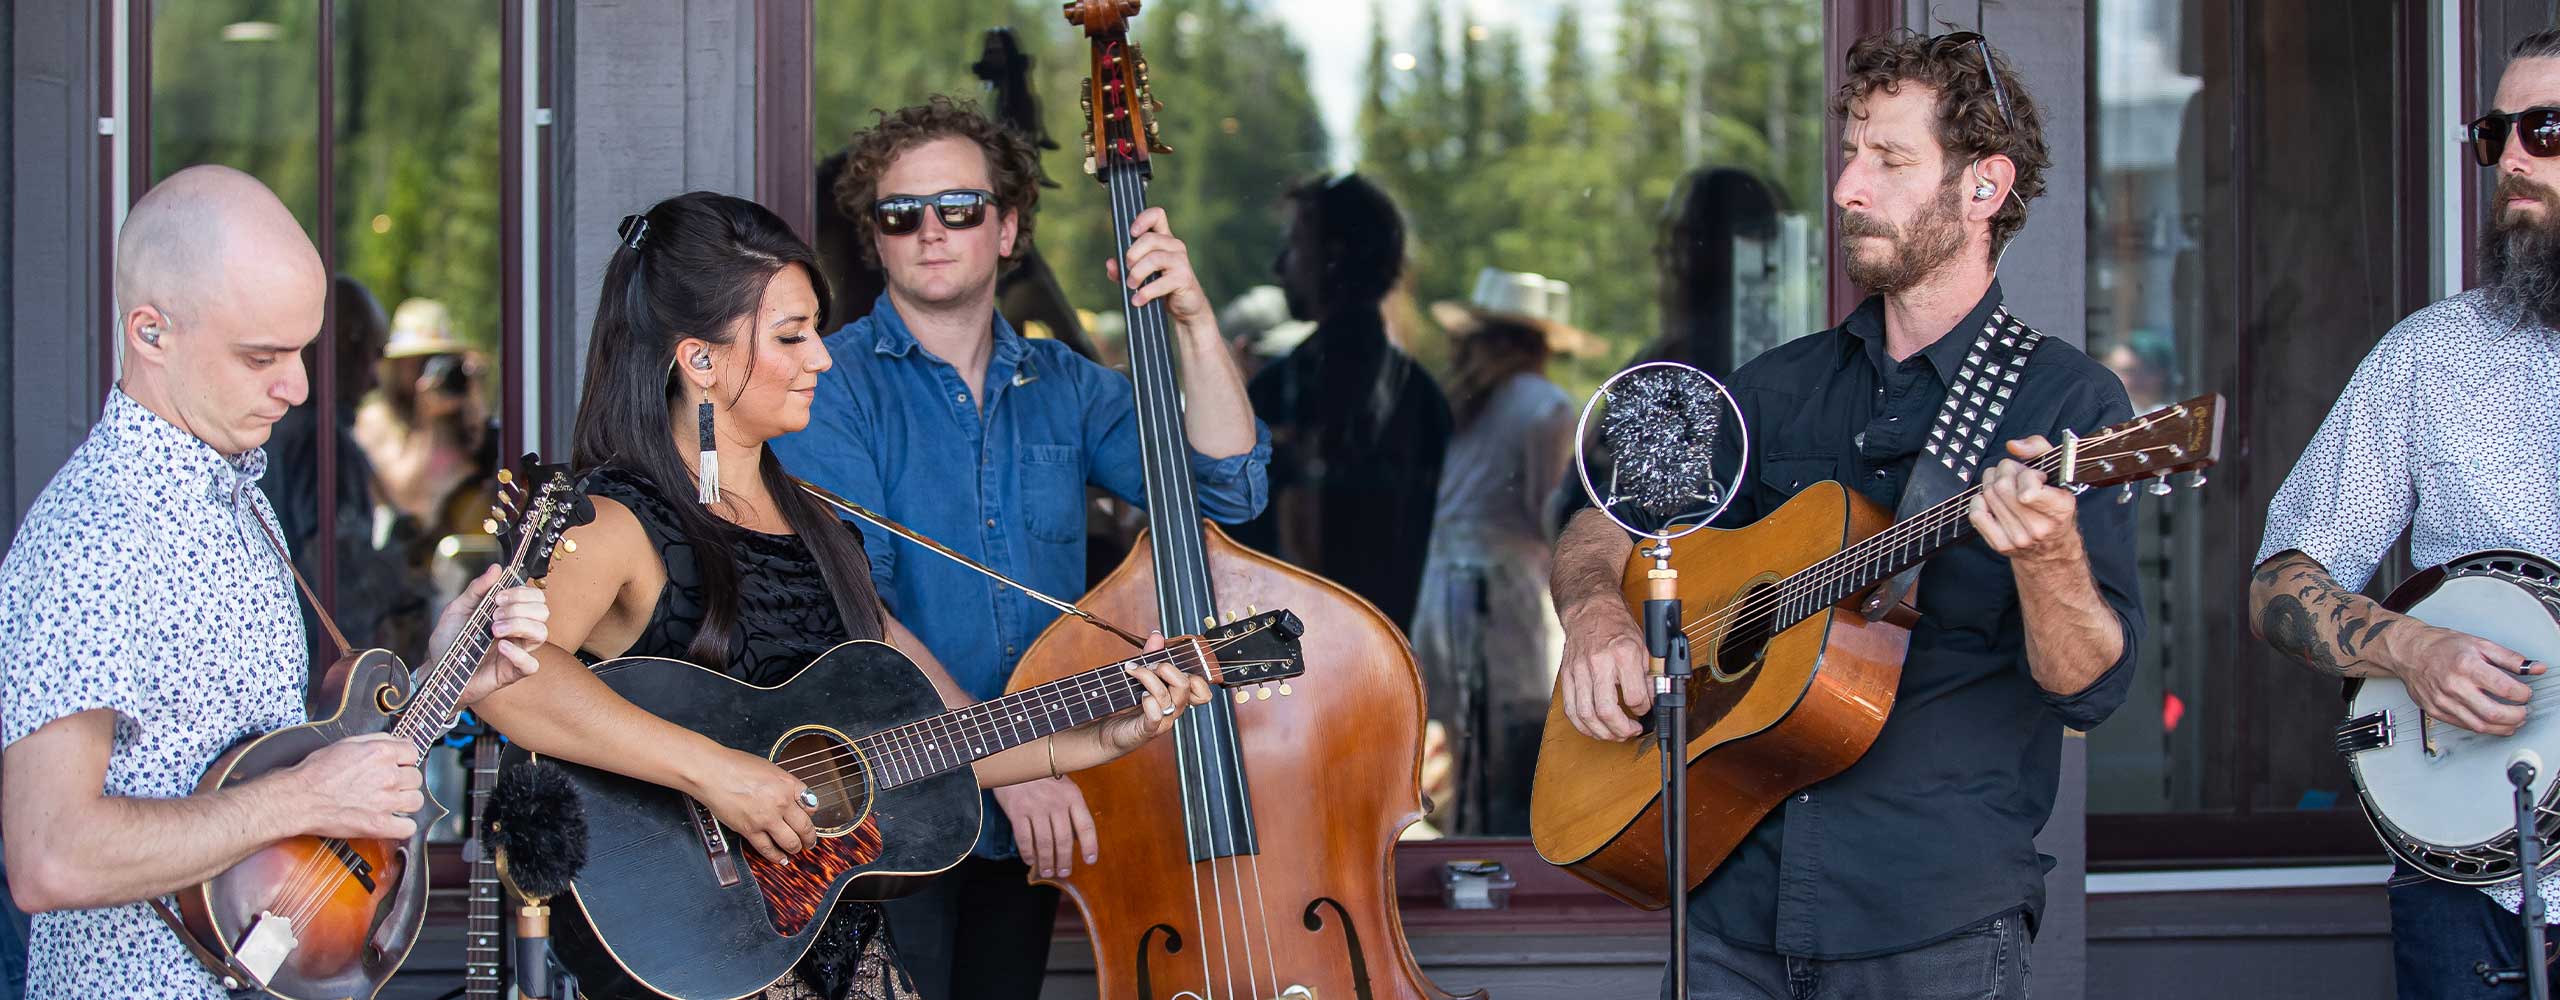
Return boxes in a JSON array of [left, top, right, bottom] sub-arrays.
[[582, 466, 917, 1000], [587, 466, 884, 682]]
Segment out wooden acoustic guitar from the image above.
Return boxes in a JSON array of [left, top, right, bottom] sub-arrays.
[[176, 460, 589, 999], [1530, 395, 2225, 908], [542, 610, 1306, 1000]]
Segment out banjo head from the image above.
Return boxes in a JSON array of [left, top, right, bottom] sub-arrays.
[[2348, 558, 2560, 880]]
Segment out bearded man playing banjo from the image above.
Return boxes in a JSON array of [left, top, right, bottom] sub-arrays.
[[2250, 28, 2560, 1000]]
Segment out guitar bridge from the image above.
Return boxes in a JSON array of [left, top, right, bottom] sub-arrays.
[[2335, 710, 2396, 755], [688, 798, 742, 888]]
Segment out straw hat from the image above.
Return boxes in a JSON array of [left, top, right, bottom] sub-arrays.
[[1429, 268, 1605, 358], [383, 298, 468, 359]]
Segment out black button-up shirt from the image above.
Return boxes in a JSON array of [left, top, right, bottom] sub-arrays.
[[1681, 282, 2144, 958]]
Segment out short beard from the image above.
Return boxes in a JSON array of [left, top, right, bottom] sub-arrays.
[[1841, 180, 1970, 295], [2485, 176, 2560, 329]]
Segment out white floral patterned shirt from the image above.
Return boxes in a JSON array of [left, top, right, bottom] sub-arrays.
[[0, 389, 307, 998], [2258, 288, 2560, 915]]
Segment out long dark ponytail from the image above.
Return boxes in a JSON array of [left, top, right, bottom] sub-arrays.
[[572, 191, 882, 669]]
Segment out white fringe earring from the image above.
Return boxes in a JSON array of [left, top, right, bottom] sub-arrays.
[[695, 389, 721, 504]]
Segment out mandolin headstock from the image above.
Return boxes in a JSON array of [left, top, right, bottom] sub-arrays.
[[485, 454, 596, 585]]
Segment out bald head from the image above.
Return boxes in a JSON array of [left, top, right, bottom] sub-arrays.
[[114, 165, 328, 456], [116, 165, 323, 324]]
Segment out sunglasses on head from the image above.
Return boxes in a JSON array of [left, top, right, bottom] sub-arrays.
[[2467, 108, 2560, 166], [1927, 31, 2014, 128], [872, 189, 996, 237]]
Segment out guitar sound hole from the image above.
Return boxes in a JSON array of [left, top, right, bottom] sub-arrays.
[[771, 728, 872, 836], [1711, 582, 1781, 681]]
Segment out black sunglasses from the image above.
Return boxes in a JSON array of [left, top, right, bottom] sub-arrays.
[[2467, 108, 2560, 166], [1928, 31, 2014, 129], [872, 188, 996, 237]]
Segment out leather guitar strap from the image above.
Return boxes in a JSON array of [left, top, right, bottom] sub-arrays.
[[151, 896, 260, 991], [1858, 304, 2048, 621], [254, 512, 354, 661]]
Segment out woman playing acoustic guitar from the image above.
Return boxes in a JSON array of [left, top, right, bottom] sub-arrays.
[[472, 191, 1210, 999]]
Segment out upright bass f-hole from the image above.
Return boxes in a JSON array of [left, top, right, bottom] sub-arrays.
[[1135, 924, 1184, 1000], [1302, 898, 1376, 1000]]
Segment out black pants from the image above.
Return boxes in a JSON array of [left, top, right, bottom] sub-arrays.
[[2390, 862, 2560, 999], [1667, 912, 2030, 1000], [884, 856, 1061, 1000]]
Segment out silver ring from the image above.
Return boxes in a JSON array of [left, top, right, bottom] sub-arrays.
[[797, 789, 819, 809], [1160, 705, 1177, 717]]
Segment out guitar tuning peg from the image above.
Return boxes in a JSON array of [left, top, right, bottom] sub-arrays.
[[560, 538, 578, 554], [1247, 604, 1260, 617], [1255, 686, 1273, 701], [483, 518, 501, 534], [2115, 484, 2134, 505], [2185, 470, 2209, 489], [1202, 615, 1216, 631], [497, 469, 515, 485], [1278, 682, 1293, 697], [2147, 478, 2173, 496], [1233, 690, 1250, 705]]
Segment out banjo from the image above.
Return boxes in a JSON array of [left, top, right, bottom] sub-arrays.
[[2339, 550, 2560, 884]]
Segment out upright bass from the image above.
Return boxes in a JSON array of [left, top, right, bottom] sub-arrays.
[[1005, 4, 1476, 1000]]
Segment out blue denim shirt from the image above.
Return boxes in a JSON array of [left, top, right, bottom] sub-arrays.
[[771, 293, 1271, 857]]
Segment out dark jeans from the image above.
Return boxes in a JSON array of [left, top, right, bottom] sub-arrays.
[[0, 854, 26, 1000], [2390, 863, 2560, 999], [883, 855, 1060, 1000], [1666, 912, 2030, 1000]]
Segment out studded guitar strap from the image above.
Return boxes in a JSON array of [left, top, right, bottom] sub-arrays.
[[1858, 303, 2048, 621]]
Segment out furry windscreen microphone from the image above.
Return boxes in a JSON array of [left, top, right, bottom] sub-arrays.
[[486, 760, 589, 901], [1601, 366, 1724, 516]]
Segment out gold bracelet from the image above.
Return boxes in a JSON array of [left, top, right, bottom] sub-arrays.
[[1045, 736, 1061, 781]]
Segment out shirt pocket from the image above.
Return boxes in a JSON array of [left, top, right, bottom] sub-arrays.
[[1755, 453, 1837, 512], [1021, 443, 1087, 544]]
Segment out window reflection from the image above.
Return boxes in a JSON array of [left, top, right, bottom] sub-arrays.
[[155, 0, 508, 845], [813, 0, 1829, 838]]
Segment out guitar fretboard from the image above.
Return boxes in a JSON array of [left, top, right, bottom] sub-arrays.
[[389, 568, 527, 762], [464, 734, 504, 999], [854, 638, 1211, 789]]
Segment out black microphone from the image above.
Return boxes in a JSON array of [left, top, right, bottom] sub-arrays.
[[486, 760, 588, 1000], [1597, 365, 1724, 519]]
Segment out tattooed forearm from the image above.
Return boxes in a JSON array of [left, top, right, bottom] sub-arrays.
[[2248, 550, 2398, 678]]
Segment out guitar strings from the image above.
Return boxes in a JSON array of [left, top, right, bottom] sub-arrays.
[[268, 545, 538, 931], [1668, 434, 2167, 659]]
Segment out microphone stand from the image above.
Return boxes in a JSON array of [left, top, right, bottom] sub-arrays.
[[2482, 759, 2552, 1000], [1641, 537, 1693, 999]]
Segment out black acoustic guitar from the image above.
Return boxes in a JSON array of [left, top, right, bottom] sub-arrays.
[[543, 610, 1307, 999]]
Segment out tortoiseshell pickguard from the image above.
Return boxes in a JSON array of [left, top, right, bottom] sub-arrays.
[[745, 815, 886, 936]]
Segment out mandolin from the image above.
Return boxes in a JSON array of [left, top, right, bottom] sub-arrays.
[[544, 611, 1307, 1000], [174, 460, 589, 999], [1002, 5, 1476, 1000], [1531, 395, 2226, 907]]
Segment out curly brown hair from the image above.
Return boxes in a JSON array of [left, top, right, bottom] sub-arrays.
[[832, 95, 1043, 270], [1831, 30, 2050, 260]]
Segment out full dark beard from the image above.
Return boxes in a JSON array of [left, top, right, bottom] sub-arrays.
[[2483, 177, 2560, 328], [1841, 181, 1970, 294]]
